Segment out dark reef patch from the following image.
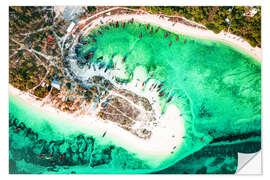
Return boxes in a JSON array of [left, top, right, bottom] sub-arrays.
[[9, 114, 149, 174]]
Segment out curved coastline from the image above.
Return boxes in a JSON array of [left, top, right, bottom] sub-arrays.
[[9, 11, 261, 173], [76, 13, 261, 62], [73, 17, 260, 170], [9, 80, 187, 170]]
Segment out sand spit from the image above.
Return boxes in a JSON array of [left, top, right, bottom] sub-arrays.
[[9, 82, 185, 167]]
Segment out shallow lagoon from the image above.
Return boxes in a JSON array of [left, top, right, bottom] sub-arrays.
[[79, 21, 261, 138], [9, 21, 261, 174]]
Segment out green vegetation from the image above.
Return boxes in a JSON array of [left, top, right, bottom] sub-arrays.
[[87, 6, 96, 13], [34, 86, 50, 98], [141, 6, 261, 47], [9, 58, 46, 91], [9, 6, 67, 98]]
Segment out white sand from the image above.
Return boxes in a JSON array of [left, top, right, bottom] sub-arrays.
[[78, 13, 261, 62], [9, 83, 185, 167], [9, 10, 260, 167]]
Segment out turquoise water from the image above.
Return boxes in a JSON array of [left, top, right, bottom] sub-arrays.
[[79, 22, 261, 137], [9, 21, 261, 174], [9, 95, 153, 174]]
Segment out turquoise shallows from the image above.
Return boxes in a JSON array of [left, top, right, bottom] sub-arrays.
[[9, 21, 261, 174]]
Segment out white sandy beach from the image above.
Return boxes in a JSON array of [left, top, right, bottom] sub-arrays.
[[9, 10, 261, 168], [77, 13, 261, 62], [9, 83, 185, 167]]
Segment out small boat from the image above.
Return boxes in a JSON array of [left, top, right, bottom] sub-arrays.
[[159, 93, 164, 97], [104, 68, 108, 73], [158, 82, 164, 88], [122, 22, 125, 28], [139, 33, 142, 39], [38, 153, 45, 158], [90, 51, 94, 57], [84, 52, 94, 60], [150, 73, 154, 77], [153, 84, 157, 89], [159, 91, 165, 97], [88, 34, 96, 39], [184, 40, 186, 44], [13, 127, 21, 132], [97, 56, 103, 60], [46, 152, 53, 159], [164, 33, 167, 38], [155, 27, 160, 33], [99, 63, 105, 69], [122, 56, 126, 63], [147, 24, 150, 30], [200, 137, 204, 142], [82, 42, 88, 45], [150, 28, 153, 34], [176, 36, 179, 41], [102, 131, 107, 138], [116, 21, 119, 28], [169, 42, 172, 47], [91, 38, 96, 43], [49, 162, 55, 166], [142, 82, 145, 87], [167, 96, 173, 103], [59, 154, 65, 161], [97, 31, 102, 36]]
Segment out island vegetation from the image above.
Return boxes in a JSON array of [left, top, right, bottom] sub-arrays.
[[9, 6, 67, 96], [9, 6, 261, 112], [140, 6, 261, 47], [8, 6, 261, 174]]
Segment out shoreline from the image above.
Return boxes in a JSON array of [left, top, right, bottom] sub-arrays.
[[78, 13, 261, 62], [9, 83, 185, 167]]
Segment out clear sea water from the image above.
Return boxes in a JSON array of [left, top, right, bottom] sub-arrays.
[[9, 21, 261, 174]]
